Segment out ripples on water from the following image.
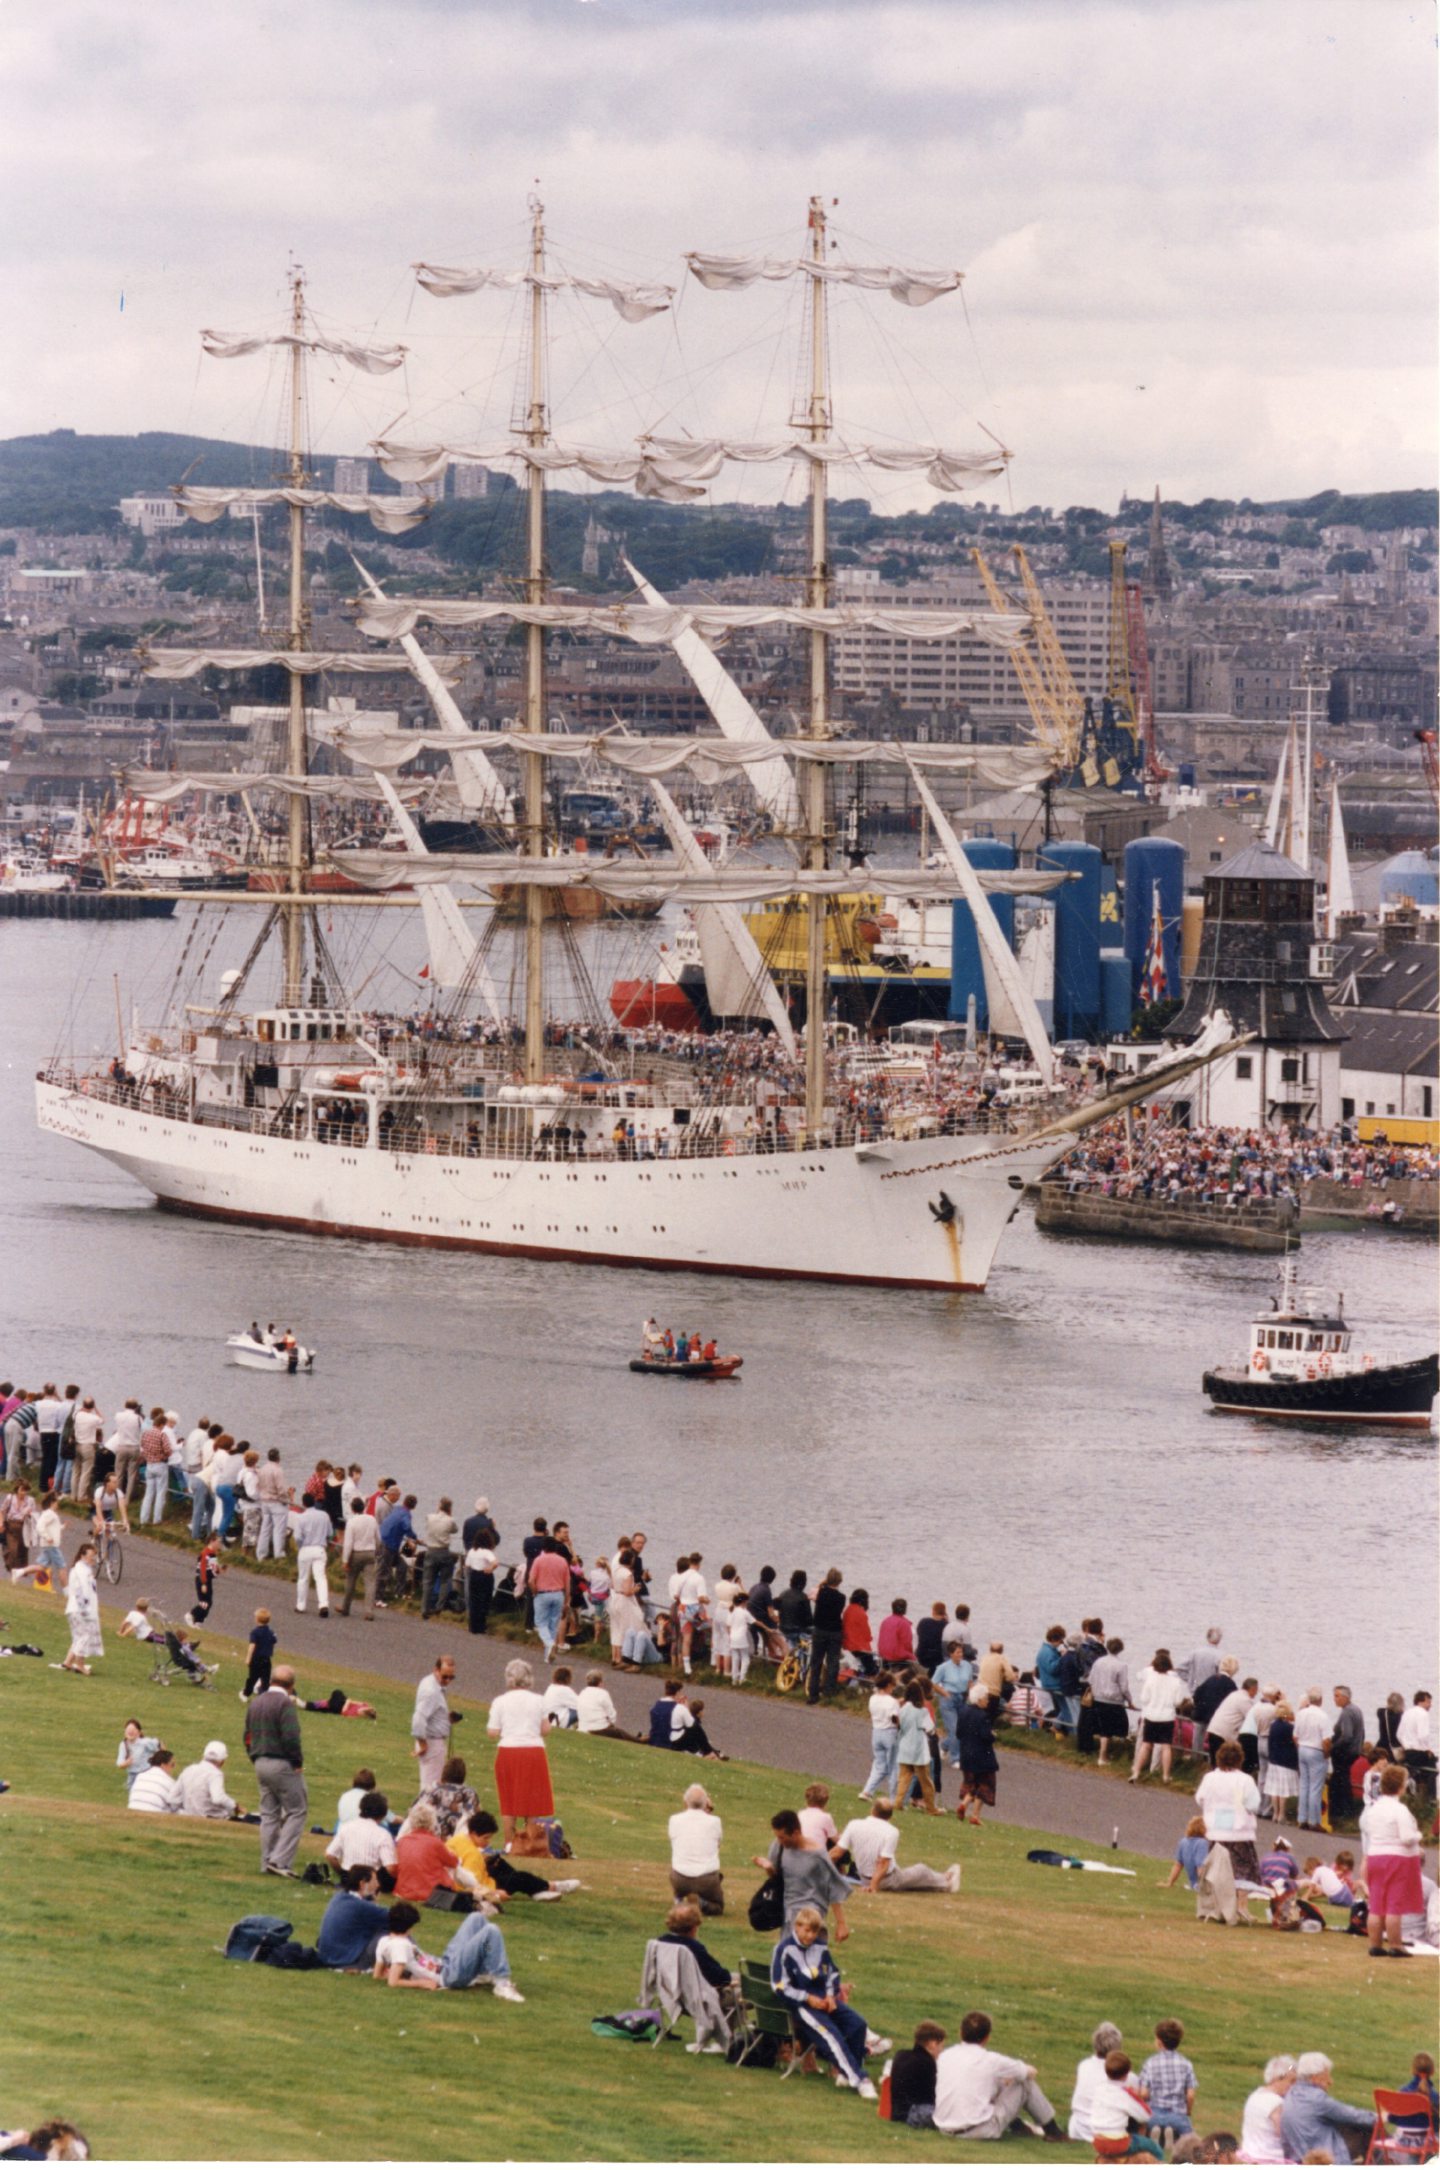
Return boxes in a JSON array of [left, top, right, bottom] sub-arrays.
[[3, 915, 1435, 1713]]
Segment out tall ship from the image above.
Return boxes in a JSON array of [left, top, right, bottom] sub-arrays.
[[36, 205, 1236, 1292]]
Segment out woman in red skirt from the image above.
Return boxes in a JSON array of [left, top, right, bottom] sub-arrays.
[[1360, 1763, 1425, 1957], [487, 1657, 555, 1851]]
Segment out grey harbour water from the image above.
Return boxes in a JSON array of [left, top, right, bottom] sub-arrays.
[[2, 910, 1435, 1716]]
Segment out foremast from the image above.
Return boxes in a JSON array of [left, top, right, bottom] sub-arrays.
[[802, 196, 831, 1146]]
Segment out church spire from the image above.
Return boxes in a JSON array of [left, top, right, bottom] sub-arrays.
[[1144, 484, 1173, 604]]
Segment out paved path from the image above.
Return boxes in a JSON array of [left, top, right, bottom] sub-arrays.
[[95, 1525, 1363, 1866]]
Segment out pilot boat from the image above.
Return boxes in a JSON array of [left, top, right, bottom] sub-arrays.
[[1203, 1262, 1437, 1428]]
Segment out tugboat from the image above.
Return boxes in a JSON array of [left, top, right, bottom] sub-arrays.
[[1203, 1262, 1437, 1428]]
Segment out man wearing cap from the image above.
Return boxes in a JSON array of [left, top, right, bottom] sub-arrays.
[[178, 1741, 239, 1820], [1278, 2054, 1376, 2164]]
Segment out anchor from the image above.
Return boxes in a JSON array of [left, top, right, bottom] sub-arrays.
[[928, 1190, 956, 1225]]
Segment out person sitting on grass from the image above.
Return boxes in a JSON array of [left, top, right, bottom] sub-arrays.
[[657, 1898, 737, 2015], [1277, 2053, 1378, 2165], [1090, 2049, 1165, 2161], [371, 1902, 443, 1989], [317, 1865, 389, 1971], [128, 1748, 182, 1814], [932, 2009, 1065, 2143], [118, 1602, 156, 1642], [327, 1791, 398, 1877], [449, 1810, 581, 1904], [769, 1906, 880, 2101], [392, 1801, 485, 1908], [401, 1755, 479, 1840], [1159, 1818, 1211, 1893], [888, 2021, 947, 2127], [1137, 2020, 1197, 2144]]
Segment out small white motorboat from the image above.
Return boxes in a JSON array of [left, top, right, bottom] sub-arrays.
[[226, 1332, 316, 1374]]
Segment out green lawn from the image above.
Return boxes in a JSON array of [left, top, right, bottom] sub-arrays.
[[0, 1578, 1423, 2162]]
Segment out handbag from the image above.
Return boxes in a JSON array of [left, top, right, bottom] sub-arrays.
[[747, 1874, 785, 1932]]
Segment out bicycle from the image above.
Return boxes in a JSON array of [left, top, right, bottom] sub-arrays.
[[775, 1633, 812, 1694], [95, 1523, 124, 1586]]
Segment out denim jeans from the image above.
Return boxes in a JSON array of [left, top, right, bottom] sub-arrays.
[[140, 1464, 169, 1523], [863, 1727, 899, 1797], [438, 1913, 511, 1989], [936, 1695, 961, 1761], [422, 1550, 456, 1618], [214, 1484, 239, 1539], [1297, 1744, 1327, 1825], [533, 1588, 565, 1655]]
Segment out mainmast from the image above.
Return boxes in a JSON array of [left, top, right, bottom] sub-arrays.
[[802, 195, 831, 1144], [282, 268, 311, 1007], [522, 198, 548, 1084]]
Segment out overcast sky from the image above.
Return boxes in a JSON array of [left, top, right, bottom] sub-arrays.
[[3, 0, 1434, 513]]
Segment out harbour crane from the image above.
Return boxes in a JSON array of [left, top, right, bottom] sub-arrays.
[[969, 546, 1081, 769]]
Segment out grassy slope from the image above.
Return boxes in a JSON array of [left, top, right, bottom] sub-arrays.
[[0, 1580, 1421, 2164]]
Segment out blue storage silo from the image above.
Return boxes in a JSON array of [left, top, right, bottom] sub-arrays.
[[1039, 841, 1102, 1040], [1100, 950, 1133, 1038], [1123, 835, 1186, 1000], [948, 840, 1016, 1026]]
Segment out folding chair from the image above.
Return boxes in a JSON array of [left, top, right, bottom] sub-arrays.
[[733, 1960, 813, 2077], [1365, 2090, 1437, 2164]]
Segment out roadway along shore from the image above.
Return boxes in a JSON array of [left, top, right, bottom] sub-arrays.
[[82, 1523, 1369, 1868]]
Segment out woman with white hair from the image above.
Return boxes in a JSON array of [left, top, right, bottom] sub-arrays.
[[1278, 2053, 1378, 2163], [487, 1656, 555, 1852], [1239, 2055, 1297, 2164], [1069, 2023, 1124, 2142]]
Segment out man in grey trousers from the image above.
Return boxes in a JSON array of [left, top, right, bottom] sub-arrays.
[[245, 1664, 307, 1876]]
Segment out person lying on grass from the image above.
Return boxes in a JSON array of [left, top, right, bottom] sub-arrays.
[[372, 1902, 443, 1990]]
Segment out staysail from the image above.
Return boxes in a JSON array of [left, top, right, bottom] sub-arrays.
[[623, 558, 801, 832], [645, 778, 796, 1051]]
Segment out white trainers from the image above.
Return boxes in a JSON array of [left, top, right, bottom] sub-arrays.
[[856, 2079, 878, 2102], [531, 1889, 564, 1902], [945, 1864, 962, 1892], [492, 1979, 525, 2003], [550, 1878, 584, 1894], [865, 2033, 893, 2056]]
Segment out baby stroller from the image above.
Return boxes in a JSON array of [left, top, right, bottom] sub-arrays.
[[147, 1610, 218, 1690]]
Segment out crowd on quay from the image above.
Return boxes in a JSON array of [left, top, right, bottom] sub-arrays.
[[1054, 1117, 1437, 1210]]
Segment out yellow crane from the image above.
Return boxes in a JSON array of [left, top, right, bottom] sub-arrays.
[[970, 545, 1083, 770]]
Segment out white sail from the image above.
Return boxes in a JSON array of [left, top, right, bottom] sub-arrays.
[[327, 725, 1054, 790], [900, 756, 1054, 1085], [369, 774, 504, 1022], [412, 264, 674, 320], [684, 254, 964, 306], [1325, 772, 1354, 937], [373, 434, 1005, 500], [328, 848, 1072, 906], [623, 558, 802, 831], [200, 329, 406, 373], [144, 648, 467, 681], [1290, 710, 1311, 871], [351, 558, 513, 828], [175, 486, 427, 537], [1263, 721, 1295, 849], [645, 777, 795, 1050], [356, 596, 1029, 648]]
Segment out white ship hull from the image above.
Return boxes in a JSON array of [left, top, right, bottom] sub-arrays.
[[36, 1077, 1063, 1292]]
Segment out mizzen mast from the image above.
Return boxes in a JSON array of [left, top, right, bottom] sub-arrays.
[[802, 195, 832, 1145], [522, 196, 549, 1084]]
